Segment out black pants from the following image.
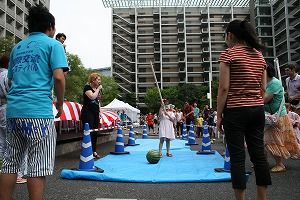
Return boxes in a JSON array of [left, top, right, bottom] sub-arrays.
[[223, 106, 272, 189], [186, 118, 192, 132], [81, 108, 99, 153], [176, 122, 183, 135]]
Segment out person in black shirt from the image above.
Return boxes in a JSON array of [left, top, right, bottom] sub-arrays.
[[81, 73, 102, 158]]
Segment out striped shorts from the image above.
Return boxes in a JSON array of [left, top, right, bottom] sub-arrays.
[[1, 118, 57, 177]]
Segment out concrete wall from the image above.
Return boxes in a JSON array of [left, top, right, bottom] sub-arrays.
[[55, 134, 117, 156]]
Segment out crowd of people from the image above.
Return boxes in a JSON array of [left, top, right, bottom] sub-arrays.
[[141, 20, 300, 200], [141, 103, 218, 141], [0, 5, 300, 200]]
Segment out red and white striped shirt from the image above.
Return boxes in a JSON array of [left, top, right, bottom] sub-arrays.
[[218, 45, 266, 108]]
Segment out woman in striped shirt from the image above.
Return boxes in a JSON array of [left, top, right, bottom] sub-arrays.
[[216, 20, 271, 200]]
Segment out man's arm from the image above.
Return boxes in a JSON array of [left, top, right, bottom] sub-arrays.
[[53, 68, 66, 118], [8, 78, 12, 88]]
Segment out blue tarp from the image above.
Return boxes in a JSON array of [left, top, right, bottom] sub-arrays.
[[61, 139, 236, 183]]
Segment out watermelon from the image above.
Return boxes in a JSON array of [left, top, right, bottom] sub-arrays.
[[146, 149, 160, 164]]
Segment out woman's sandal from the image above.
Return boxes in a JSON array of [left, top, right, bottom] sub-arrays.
[[166, 152, 173, 157], [270, 165, 286, 173], [93, 153, 100, 159], [159, 153, 162, 158]]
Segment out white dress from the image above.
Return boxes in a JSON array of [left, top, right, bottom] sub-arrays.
[[159, 110, 175, 140]]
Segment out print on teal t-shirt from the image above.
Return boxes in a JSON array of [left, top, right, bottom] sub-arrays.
[[6, 32, 69, 119], [264, 77, 287, 116]]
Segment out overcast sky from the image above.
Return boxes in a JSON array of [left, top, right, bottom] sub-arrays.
[[50, 0, 112, 69]]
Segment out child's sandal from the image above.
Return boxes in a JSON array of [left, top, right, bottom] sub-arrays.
[[166, 152, 173, 157]]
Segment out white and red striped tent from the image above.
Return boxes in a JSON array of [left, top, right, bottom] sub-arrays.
[[53, 101, 82, 121], [100, 110, 120, 127], [53, 101, 119, 130]]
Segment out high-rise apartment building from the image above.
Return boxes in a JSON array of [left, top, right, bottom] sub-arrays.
[[0, 0, 50, 43], [103, 0, 300, 109], [255, 0, 300, 72]]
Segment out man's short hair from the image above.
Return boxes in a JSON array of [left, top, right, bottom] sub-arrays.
[[27, 4, 55, 33], [55, 33, 66, 40], [285, 63, 296, 71]]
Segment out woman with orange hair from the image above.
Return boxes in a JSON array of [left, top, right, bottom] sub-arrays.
[[81, 73, 103, 158]]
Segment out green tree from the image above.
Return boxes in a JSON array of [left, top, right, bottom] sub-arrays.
[[144, 82, 219, 113], [177, 83, 202, 107], [197, 84, 210, 110], [211, 80, 219, 109], [0, 36, 15, 54], [161, 86, 180, 107], [100, 75, 119, 106], [64, 53, 119, 105], [144, 87, 161, 113], [64, 53, 91, 103], [197, 81, 219, 110]]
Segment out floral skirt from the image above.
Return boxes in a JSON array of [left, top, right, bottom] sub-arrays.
[[264, 114, 300, 159]]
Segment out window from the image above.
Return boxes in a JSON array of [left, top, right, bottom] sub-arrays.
[[163, 77, 170, 82], [139, 88, 147, 93], [139, 58, 146, 62], [139, 68, 146, 72], [138, 78, 146, 82]]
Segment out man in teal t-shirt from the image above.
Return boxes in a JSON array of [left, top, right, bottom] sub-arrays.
[[0, 5, 69, 200]]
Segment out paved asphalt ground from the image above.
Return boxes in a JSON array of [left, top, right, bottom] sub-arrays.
[[11, 127, 300, 200]]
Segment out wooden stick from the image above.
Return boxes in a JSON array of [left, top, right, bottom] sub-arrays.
[[150, 61, 166, 112], [274, 58, 281, 82], [150, 61, 163, 102]]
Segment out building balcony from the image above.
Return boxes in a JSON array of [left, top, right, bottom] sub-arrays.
[[6, 6, 15, 18], [0, 18, 5, 27], [276, 48, 288, 58], [274, 26, 286, 36], [273, 1, 285, 16], [274, 14, 285, 26], [5, 22, 14, 33], [113, 23, 134, 35], [291, 18, 300, 28], [291, 52, 300, 61]]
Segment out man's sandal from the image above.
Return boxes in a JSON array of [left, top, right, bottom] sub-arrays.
[[166, 152, 173, 157]]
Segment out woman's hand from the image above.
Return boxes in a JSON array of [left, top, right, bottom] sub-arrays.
[[217, 117, 224, 134]]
